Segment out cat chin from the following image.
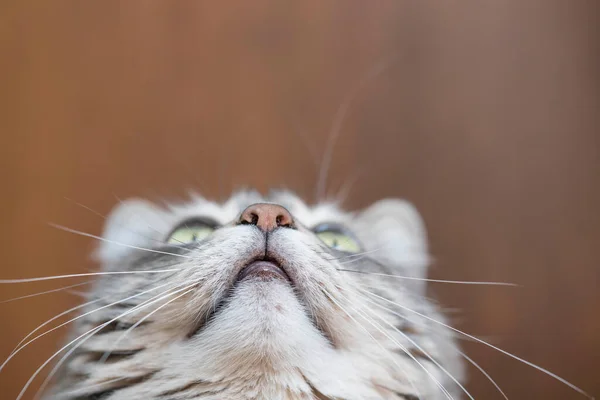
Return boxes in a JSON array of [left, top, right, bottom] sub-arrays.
[[185, 277, 331, 367], [155, 278, 411, 400], [214, 278, 312, 334]]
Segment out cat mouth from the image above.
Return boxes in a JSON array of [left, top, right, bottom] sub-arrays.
[[236, 257, 291, 283], [188, 254, 335, 344], [187, 257, 293, 338]]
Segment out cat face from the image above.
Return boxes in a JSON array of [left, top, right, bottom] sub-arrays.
[[49, 190, 464, 400]]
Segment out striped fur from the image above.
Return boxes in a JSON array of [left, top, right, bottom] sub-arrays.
[[45, 190, 465, 400]]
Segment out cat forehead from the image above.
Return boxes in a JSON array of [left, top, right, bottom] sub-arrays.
[[168, 190, 349, 227]]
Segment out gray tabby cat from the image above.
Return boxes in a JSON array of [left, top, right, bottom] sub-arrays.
[[40, 190, 466, 399]]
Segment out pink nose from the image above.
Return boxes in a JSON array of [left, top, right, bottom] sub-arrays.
[[238, 203, 294, 232]]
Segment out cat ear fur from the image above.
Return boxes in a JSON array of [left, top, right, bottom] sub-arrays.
[[93, 199, 171, 265], [354, 199, 430, 278]]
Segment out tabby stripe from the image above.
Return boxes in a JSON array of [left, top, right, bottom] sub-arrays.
[[70, 373, 155, 400], [396, 394, 420, 400], [91, 320, 149, 334], [394, 347, 429, 361], [85, 348, 143, 363], [301, 372, 345, 400], [157, 379, 226, 398]]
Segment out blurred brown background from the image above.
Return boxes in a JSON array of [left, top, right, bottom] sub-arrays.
[[1, 1, 599, 399]]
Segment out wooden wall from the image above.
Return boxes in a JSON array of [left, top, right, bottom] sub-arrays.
[[1, 1, 598, 398]]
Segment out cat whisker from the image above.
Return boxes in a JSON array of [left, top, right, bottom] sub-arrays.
[[334, 247, 386, 260], [333, 286, 456, 400], [290, 125, 321, 168], [310, 247, 384, 266], [8, 297, 105, 358], [354, 286, 507, 400], [330, 244, 428, 263], [33, 283, 198, 400], [331, 168, 366, 205], [64, 197, 187, 246], [48, 223, 192, 258], [357, 287, 594, 399], [457, 349, 509, 400], [320, 287, 424, 400], [96, 283, 195, 364], [66, 289, 93, 297], [0, 268, 183, 284], [1, 279, 182, 373], [341, 284, 473, 400], [357, 285, 507, 400], [64, 197, 108, 219], [0, 281, 92, 303], [338, 268, 519, 287], [46, 376, 129, 400], [7, 277, 170, 358], [315, 60, 390, 201]]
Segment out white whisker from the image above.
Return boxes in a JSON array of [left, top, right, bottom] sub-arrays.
[[458, 348, 509, 400], [358, 287, 594, 399], [0, 269, 182, 284], [63, 197, 108, 219], [344, 284, 472, 400], [48, 223, 192, 258], [332, 168, 365, 205], [66, 289, 93, 298], [338, 268, 519, 287], [33, 284, 197, 400], [334, 247, 385, 260], [64, 197, 186, 245], [333, 287, 454, 399], [0, 281, 92, 303], [98, 284, 194, 364], [47, 376, 128, 399], [290, 126, 321, 168], [1, 279, 180, 373], [7, 277, 174, 357], [315, 60, 390, 201], [320, 287, 423, 399], [8, 297, 104, 358]]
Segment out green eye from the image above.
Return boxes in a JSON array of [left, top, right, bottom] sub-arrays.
[[167, 223, 214, 245], [316, 230, 361, 253]]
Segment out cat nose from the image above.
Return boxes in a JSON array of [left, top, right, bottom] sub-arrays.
[[238, 203, 295, 232]]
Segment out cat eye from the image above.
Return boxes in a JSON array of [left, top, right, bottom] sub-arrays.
[[313, 224, 361, 253], [167, 221, 215, 245]]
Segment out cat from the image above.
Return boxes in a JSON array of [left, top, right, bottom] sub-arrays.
[[32, 189, 467, 400]]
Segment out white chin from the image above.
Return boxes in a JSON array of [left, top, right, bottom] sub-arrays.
[[228, 278, 304, 327], [192, 278, 329, 360]]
